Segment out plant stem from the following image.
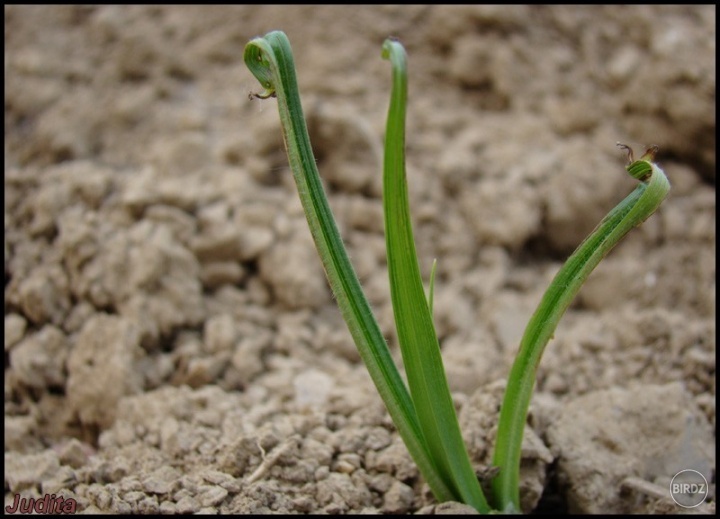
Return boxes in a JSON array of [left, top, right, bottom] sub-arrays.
[[490, 145, 670, 513]]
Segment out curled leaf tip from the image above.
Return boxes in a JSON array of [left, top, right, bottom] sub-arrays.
[[617, 142, 659, 182], [382, 37, 406, 62], [244, 35, 278, 100]]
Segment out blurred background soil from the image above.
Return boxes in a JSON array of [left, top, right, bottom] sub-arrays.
[[4, 5, 715, 514]]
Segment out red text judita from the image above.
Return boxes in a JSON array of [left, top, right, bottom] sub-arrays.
[[5, 494, 77, 514]]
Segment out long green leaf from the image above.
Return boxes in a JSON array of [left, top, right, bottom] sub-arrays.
[[381, 39, 490, 513], [491, 145, 670, 512]]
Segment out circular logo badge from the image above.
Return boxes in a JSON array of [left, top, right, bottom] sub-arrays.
[[669, 469, 708, 508]]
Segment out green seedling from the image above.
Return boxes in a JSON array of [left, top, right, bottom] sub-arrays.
[[244, 31, 670, 513]]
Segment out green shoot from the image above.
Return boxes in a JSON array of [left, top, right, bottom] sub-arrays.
[[244, 31, 670, 514], [490, 143, 671, 512]]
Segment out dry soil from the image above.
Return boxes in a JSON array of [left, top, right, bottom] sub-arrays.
[[4, 5, 715, 514]]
